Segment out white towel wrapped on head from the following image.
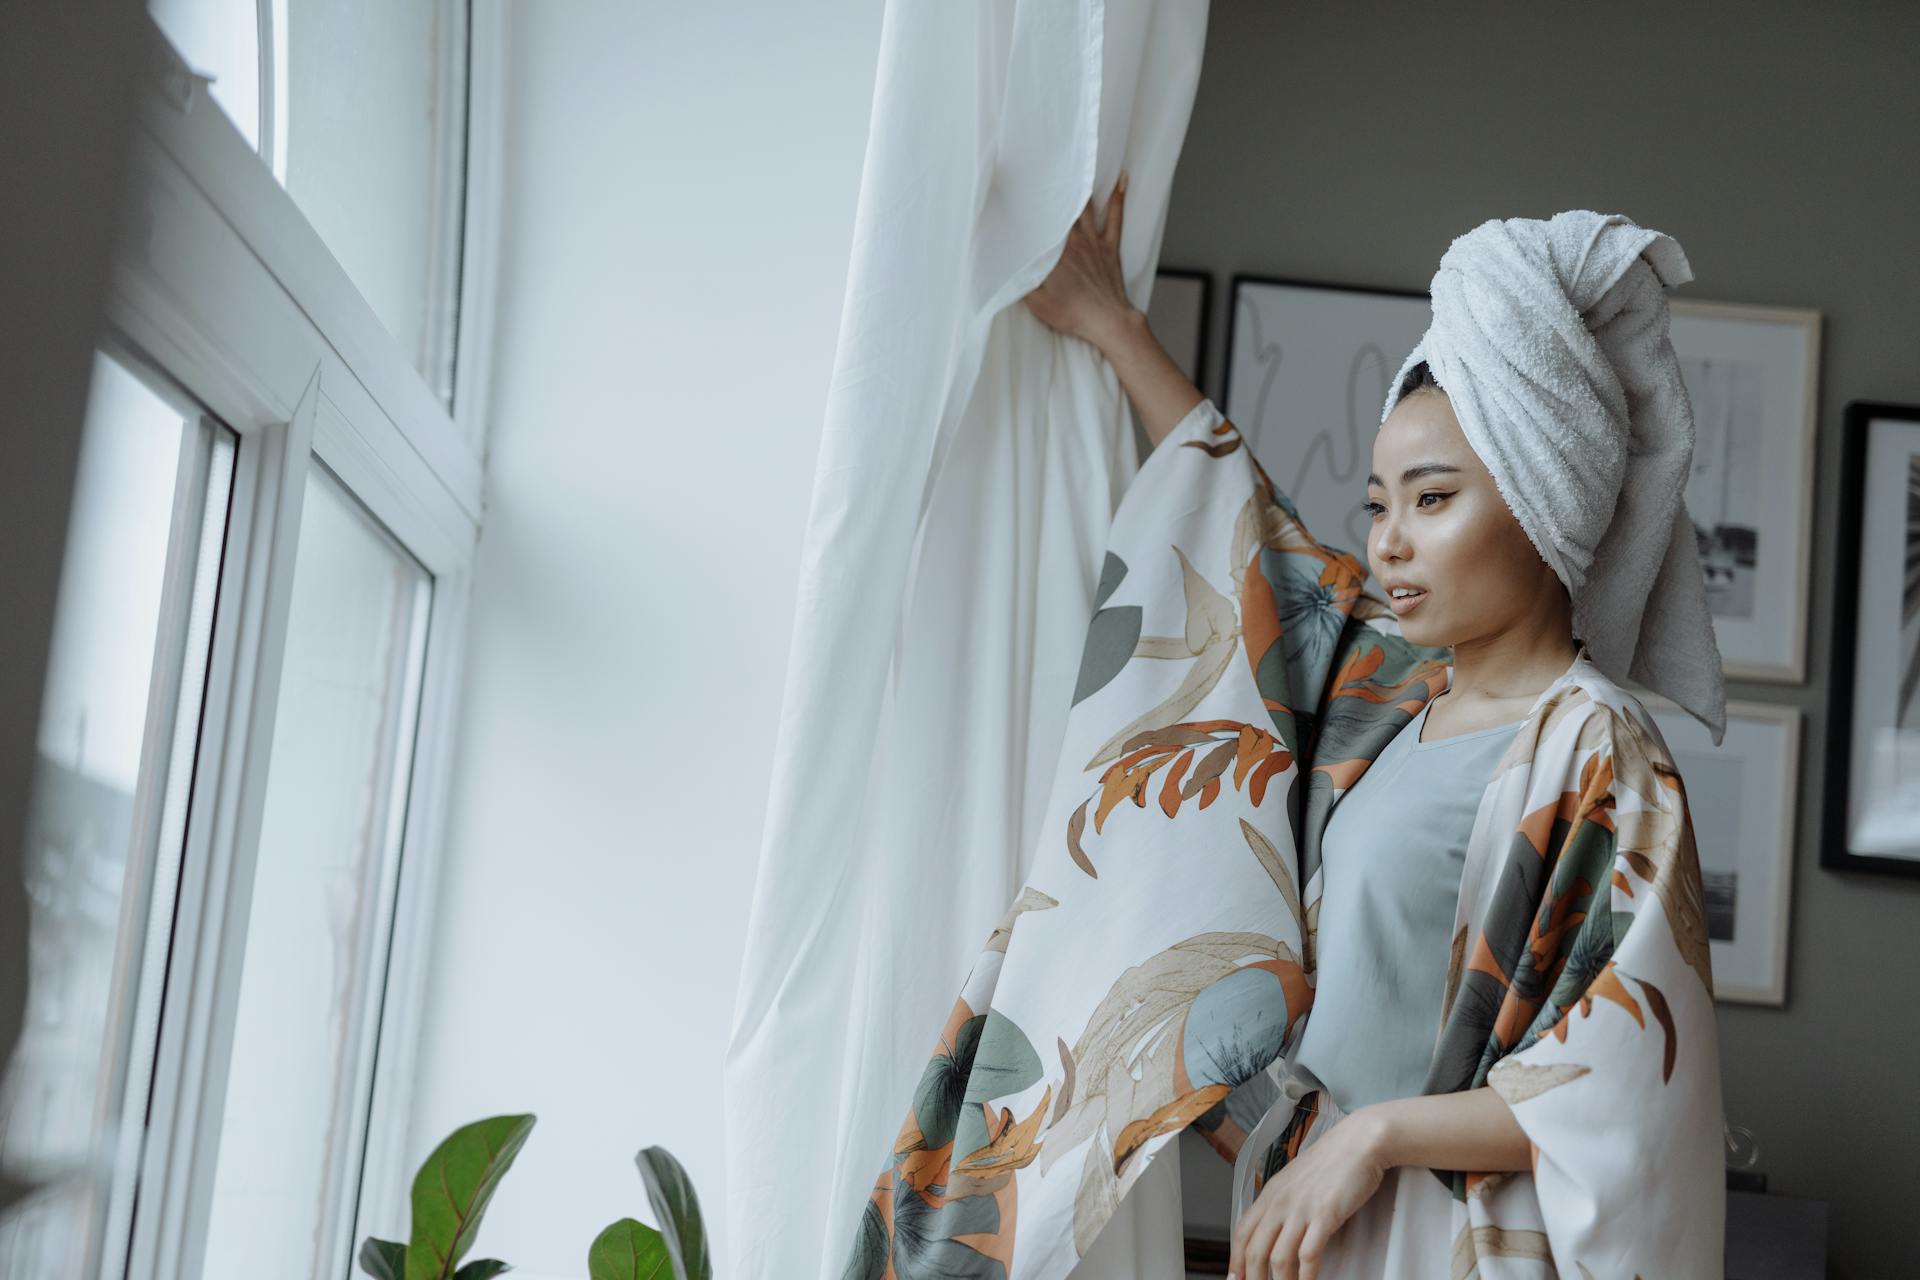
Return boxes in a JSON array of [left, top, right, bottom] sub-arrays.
[[1378, 209, 1727, 746]]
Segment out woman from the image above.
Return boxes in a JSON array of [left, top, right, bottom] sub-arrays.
[[841, 184, 1726, 1280], [1022, 181, 1727, 1278]]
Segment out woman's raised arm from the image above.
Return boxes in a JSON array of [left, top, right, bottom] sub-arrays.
[[1021, 170, 1208, 449]]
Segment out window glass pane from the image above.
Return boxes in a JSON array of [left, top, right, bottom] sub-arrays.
[[199, 467, 430, 1278], [148, 0, 262, 150], [284, 0, 454, 388], [0, 353, 235, 1280], [146, 0, 465, 399]]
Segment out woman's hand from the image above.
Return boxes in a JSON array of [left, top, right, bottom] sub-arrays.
[[1019, 169, 1207, 450], [1228, 1108, 1391, 1280], [1021, 170, 1137, 351]]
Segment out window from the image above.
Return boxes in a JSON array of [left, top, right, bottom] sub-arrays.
[[0, 351, 236, 1280], [198, 467, 431, 1278], [148, 0, 472, 405], [0, 5, 502, 1278]]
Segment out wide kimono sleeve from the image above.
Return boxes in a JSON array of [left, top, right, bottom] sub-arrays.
[[1436, 689, 1728, 1276], [840, 394, 1451, 1280]]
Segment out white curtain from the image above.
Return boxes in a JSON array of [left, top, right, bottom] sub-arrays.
[[722, 2, 1210, 1275]]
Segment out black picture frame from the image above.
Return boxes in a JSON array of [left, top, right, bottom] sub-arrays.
[[1219, 270, 1430, 417], [1214, 272, 1431, 568], [1821, 399, 1920, 878]]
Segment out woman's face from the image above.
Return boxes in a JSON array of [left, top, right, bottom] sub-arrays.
[[1364, 388, 1563, 649]]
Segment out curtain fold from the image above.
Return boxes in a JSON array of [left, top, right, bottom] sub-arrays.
[[721, 1, 1210, 1274]]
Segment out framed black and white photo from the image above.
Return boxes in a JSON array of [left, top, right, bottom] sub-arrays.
[[1666, 300, 1822, 684], [1639, 695, 1800, 1005], [1822, 401, 1920, 878], [1221, 274, 1430, 570]]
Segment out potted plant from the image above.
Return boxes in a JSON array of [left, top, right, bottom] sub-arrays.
[[358, 1115, 713, 1280]]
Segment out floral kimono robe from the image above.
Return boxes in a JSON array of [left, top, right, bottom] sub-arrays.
[[842, 395, 1726, 1279]]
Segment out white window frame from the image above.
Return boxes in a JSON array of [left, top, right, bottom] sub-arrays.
[[81, 5, 510, 1278]]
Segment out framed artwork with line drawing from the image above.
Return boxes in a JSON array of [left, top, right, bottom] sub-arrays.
[[1221, 279, 1821, 682], [1637, 694, 1800, 1005], [1822, 401, 1920, 878], [1221, 274, 1430, 574]]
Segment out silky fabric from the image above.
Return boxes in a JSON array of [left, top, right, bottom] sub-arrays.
[[845, 395, 1725, 1277], [722, 3, 1211, 1275], [1293, 697, 1523, 1116]]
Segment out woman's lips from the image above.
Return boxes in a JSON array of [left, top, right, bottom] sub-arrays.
[[1387, 588, 1428, 616]]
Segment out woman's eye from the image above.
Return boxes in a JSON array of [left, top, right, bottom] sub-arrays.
[[1417, 491, 1450, 508], [1361, 501, 1382, 517]]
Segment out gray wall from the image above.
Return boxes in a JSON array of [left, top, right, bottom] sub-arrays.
[[0, 2, 145, 1215], [1161, 4, 1918, 1277]]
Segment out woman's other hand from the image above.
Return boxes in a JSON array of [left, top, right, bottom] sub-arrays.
[[1021, 170, 1137, 351], [1227, 1108, 1391, 1280], [1019, 169, 1206, 450]]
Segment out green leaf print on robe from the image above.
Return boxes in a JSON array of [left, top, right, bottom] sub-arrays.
[[1180, 965, 1295, 1089], [1234, 496, 1445, 783], [1248, 543, 1350, 740], [1514, 810, 1624, 1043], [912, 1012, 985, 1154], [1423, 748, 1627, 1104], [886, 1161, 1004, 1280], [1072, 552, 1141, 706], [862, 1008, 1045, 1280], [954, 1010, 1046, 1169], [909, 1009, 1045, 1166]]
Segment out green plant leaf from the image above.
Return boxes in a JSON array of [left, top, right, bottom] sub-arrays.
[[633, 1146, 712, 1280], [360, 1238, 406, 1280], [405, 1114, 536, 1280], [587, 1218, 674, 1280], [452, 1262, 511, 1280]]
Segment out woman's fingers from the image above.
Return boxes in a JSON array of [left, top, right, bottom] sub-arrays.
[[1295, 1219, 1330, 1280], [1268, 1214, 1309, 1280], [1227, 1198, 1258, 1280], [1241, 1211, 1283, 1280]]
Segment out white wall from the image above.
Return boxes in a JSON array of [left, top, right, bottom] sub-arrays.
[[404, 4, 884, 1274]]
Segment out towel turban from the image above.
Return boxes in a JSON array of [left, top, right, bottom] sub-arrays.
[[1378, 209, 1727, 746]]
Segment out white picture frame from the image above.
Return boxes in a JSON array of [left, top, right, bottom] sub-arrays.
[[1666, 299, 1821, 684], [1635, 694, 1800, 1006]]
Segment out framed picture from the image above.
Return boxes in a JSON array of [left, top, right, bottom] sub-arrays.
[[1666, 300, 1822, 684], [1637, 695, 1800, 1005], [1822, 401, 1920, 877], [1221, 274, 1430, 569]]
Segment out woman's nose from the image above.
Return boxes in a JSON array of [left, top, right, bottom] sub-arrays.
[[1375, 510, 1411, 559]]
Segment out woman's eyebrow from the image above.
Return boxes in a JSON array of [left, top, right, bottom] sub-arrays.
[[1366, 462, 1467, 486]]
